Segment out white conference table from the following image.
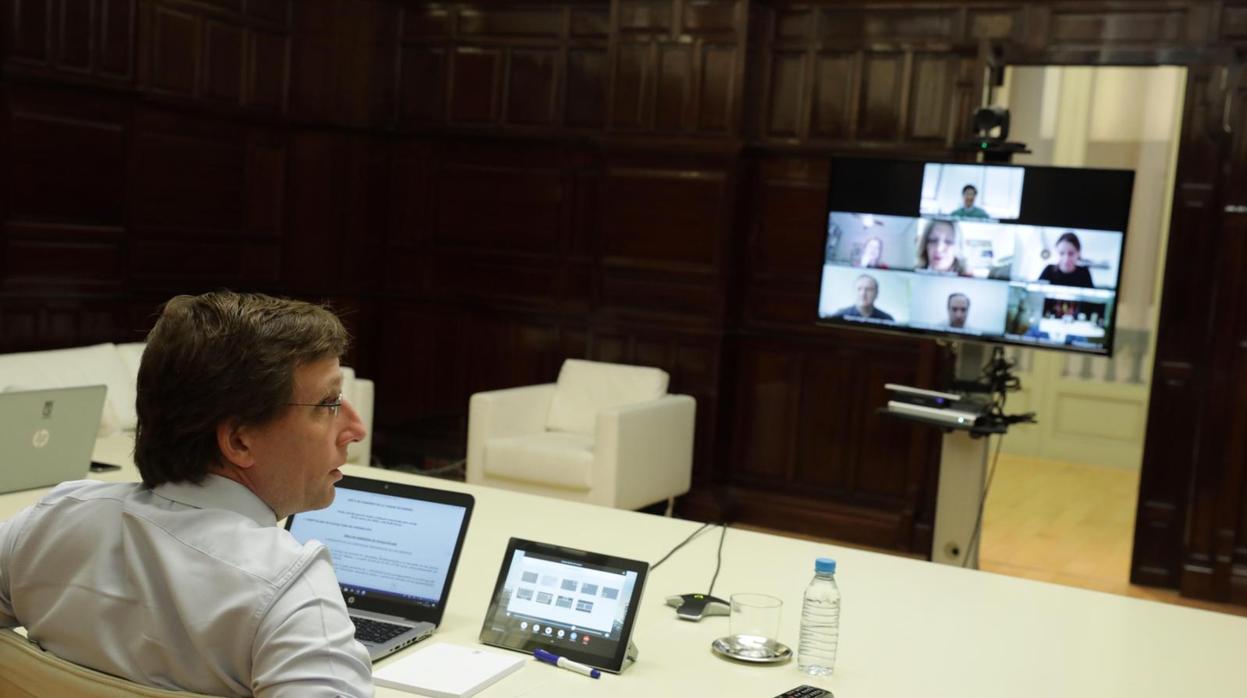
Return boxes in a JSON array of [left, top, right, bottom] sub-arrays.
[[3, 434, 1246, 698]]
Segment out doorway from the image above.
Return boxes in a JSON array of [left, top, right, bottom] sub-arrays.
[[978, 66, 1187, 597]]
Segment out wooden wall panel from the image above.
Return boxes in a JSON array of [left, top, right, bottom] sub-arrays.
[[613, 43, 653, 129], [57, 0, 93, 72], [766, 52, 805, 139], [449, 47, 501, 123], [149, 4, 200, 97], [203, 20, 243, 103], [810, 51, 855, 141], [857, 52, 904, 141], [601, 168, 725, 270], [130, 112, 243, 234], [656, 44, 693, 130], [818, 8, 957, 43], [10, 0, 54, 63], [566, 48, 607, 127], [698, 45, 735, 132], [907, 52, 952, 142], [399, 45, 446, 123], [7, 91, 127, 225], [506, 49, 558, 125], [246, 29, 289, 112]]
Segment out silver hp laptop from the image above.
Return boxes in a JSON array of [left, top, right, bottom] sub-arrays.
[[285, 475, 474, 661], [0, 385, 107, 495]]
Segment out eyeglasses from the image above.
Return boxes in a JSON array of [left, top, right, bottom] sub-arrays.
[[286, 393, 344, 418]]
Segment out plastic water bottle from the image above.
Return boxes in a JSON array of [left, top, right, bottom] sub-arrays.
[[798, 557, 840, 675]]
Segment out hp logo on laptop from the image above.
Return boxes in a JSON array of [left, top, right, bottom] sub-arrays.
[[32, 429, 50, 449]]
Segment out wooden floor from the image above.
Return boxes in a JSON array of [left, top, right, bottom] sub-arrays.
[[745, 452, 1247, 618], [980, 452, 1247, 617]]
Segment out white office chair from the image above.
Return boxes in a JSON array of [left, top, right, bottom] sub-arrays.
[[0, 628, 223, 697], [466, 359, 696, 512]]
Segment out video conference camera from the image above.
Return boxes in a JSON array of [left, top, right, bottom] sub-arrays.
[[956, 107, 1030, 162]]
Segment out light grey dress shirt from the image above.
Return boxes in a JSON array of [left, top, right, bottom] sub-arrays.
[[0, 475, 373, 697]]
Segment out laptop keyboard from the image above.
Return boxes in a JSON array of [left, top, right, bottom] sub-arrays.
[[352, 617, 411, 644]]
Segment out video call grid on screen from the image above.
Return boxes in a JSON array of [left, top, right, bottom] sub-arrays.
[[286, 489, 468, 605], [818, 158, 1134, 356], [500, 550, 636, 638]]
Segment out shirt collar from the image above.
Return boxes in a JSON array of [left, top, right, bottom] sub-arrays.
[[152, 474, 278, 528]]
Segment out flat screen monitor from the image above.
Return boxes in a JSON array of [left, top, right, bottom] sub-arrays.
[[816, 158, 1134, 356]]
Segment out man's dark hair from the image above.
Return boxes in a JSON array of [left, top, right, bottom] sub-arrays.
[[947, 292, 970, 308], [962, 184, 977, 195], [134, 291, 349, 487]]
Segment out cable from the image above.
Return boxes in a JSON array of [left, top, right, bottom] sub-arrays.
[[705, 524, 728, 596], [961, 432, 1005, 568], [651, 521, 714, 571]]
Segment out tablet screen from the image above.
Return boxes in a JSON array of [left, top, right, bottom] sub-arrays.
[[478, 538, 648, 673]]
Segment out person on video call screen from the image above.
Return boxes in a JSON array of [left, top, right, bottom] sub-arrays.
[[947, 293, 970, 329], [1038, 232, 1095, 288], [916, 219, 968, 275], [856, 236, 888, 269], [951, 184, 990, 220], [833, 274, 894, 321]]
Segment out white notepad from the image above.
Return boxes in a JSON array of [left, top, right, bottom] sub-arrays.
[[372, 643, 526, 698]]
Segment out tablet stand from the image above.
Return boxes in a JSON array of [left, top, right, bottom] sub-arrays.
[[624, 640, 638, 670]]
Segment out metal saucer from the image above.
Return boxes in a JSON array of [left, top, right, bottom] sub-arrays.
[[711, 634, 793, 664]]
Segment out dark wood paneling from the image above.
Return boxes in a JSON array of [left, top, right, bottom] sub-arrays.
[[100, 0, 136, 78], [820, 8, 956, 43], [7, 89, 127, 225], [449, 47, 501, 123], [857, 51, 904, 141], [203, 20, 243, 103], [10, 0, 53, 63], [245, 0, 288, 27], [458, 7, 563, 37], [399, 45, 446, 123], [1048, 9, 1185, 45], [698, 44, 734, 132], [618, 0, 672, 34], [246, 29, 289, 112], [57, 0, 93, 72], [506, 49, 558, 126], [613, 43, 653, 129], [130, 110, 244, 234], [810, 51, 855, 141], [907, 52, 952, 142], [566, 48, 607, 127], [3, 237, 123, 289], [601, 167, 725, 270], [656, 44, 693, 130], [766, 52, 805, 139], [149, 5, 200, 97]]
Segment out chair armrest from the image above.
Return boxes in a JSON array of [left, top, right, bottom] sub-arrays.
[[596, 394, 696, 510], [466, 384, 557, 483]]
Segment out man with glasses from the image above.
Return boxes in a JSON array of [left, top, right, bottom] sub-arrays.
[[0, 291, 372, 696]]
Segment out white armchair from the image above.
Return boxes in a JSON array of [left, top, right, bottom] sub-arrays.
[[466, 359, 696, 511]]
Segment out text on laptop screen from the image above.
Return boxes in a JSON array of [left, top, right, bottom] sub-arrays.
[[287, 489, 468, 606]]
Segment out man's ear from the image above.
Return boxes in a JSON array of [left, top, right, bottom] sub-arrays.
[[216, 418, 257, 470]]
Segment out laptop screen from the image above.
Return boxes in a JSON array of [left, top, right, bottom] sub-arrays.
[[287, 479, 471, 610]]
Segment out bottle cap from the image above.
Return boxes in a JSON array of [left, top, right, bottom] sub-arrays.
[[815, 557, 836, 574]]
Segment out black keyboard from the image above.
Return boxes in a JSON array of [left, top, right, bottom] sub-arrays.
[[352, 617, 411, 644]]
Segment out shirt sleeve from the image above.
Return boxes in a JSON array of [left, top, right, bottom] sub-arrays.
[[251, 549, 373, 698], [0, 505, 36, 628]]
